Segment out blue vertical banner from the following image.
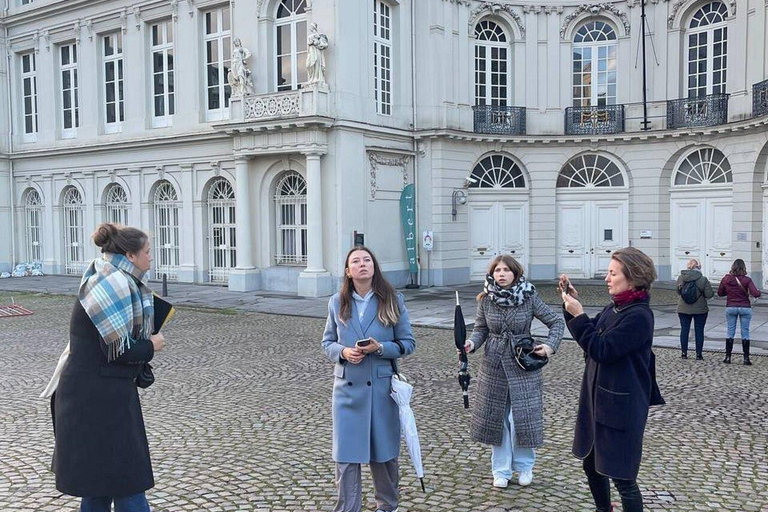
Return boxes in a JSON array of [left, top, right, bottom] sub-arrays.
[[399, 184, 418, 275]]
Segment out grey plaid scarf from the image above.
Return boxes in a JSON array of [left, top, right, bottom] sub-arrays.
[[78, 252, 154, 361], [484, 274, 535, 307]]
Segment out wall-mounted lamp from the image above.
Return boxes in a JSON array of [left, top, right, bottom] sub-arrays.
[[452, 189, 467, 220]]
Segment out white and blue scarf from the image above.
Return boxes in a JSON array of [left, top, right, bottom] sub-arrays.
[[78, 253, 154, 361], [484, 274, 535, 307]]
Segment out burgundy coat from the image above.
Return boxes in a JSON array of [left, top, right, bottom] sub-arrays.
[[717, 274, 760, 307]]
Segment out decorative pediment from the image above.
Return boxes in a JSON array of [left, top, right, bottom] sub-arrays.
[[560, 3, 630, 40], [667, 0, 735, 29], [468, 2, 525, 37]]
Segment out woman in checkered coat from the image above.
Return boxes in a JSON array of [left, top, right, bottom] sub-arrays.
[[462, 254, 564, 488]]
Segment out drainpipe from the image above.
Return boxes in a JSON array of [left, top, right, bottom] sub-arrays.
[[410, 0, 421, 287], [5, 16, 18, 270]]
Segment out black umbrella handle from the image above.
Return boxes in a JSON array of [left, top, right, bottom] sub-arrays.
[[463, 393, 469, 409]]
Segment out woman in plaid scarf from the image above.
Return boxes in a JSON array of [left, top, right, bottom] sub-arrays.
[[53, 223, 165, 512]]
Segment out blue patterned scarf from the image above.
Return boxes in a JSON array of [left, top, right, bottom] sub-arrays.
[[484, 274, 535, 307], [78, 253, 154, 361]]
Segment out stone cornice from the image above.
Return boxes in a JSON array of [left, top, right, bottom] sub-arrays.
[[414, 116, 768, 145]]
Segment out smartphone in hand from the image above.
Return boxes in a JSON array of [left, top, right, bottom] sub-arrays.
[[356, 338, 372, 348]]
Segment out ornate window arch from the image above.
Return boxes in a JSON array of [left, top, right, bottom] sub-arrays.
[[686, 2, 728, 98], [275, 0, 307, 91], [673, 148, 732, 186], [572, 21, 617, 107], [24, 188, 43, 262], [206, 178, 237, 282], [557, 154, 625, 188], [152, 180, 180, 280], [104, 183, 129, 225], [274, 171, 307, 265], [62, 186, 85, 274], [474, 20, 511, 107], [469, 154, 526, 189]]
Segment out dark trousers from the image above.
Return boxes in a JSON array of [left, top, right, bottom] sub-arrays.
[[679, 312, 708, 356], [583, 451, 643, 512]]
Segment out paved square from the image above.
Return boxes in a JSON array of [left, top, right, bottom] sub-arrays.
[[0, 292, 765, 512]]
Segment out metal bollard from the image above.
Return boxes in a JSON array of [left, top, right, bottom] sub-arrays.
[[162, 273, 168, 297]]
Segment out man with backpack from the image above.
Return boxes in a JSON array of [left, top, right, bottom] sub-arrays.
[[676, 259, 715, 359]]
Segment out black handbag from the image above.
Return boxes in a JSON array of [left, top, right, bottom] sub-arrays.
[[513, 336, 549, 372], [136, 363, 155, 389]]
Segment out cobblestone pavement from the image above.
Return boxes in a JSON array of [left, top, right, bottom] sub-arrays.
[[1, 292, 766, 512]]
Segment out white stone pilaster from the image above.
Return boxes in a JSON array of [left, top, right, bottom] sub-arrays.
[[229, 156, 260, 291], [298, 151, 334, 297]]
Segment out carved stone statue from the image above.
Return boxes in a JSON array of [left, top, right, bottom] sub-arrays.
[[306, 23, 329, 87], [228, 38, 254, 96]]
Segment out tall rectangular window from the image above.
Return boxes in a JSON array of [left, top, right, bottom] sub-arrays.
[[21, 52, 38, 141], [151, 21, 175, 127], [103, 33, 124, 133], [204, 6, 231, 121], [59, 43, 79, 137], [373, 0, 392, 115]]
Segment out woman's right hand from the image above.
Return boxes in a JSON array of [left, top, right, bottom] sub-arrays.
[[456, 340, 474, 355], [150, 333, 165, 352], [559, 274, 579, 299], [342, 347, 364, 364]]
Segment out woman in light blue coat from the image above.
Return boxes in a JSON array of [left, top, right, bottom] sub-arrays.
[[322, 246, 416, 512]]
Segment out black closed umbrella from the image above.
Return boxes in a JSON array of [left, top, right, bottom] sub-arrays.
[[453, 291, 471, 409]]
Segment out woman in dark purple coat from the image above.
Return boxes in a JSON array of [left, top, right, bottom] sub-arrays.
[[717, 258, 761, 365], [560, 247, 664, 512]]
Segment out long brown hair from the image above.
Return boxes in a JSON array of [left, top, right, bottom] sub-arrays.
[[476, 254, 525, 301], [92, 223, 148, 255], [338, 246, 400, 327], [730, 258, 747, 276]]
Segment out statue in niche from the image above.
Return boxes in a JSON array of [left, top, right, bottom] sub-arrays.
[[306, 23, 329, 87], [228, 38, 254, 96]]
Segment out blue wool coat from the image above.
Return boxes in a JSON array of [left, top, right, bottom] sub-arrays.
[[565, 297, 664, 481], [321, 292, 415, 464]]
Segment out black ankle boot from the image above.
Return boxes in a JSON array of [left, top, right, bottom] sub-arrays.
[[723, 338, 734, 364], [743, 339, 752, 366]]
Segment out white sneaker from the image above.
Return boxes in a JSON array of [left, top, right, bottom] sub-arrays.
[[493, 477, 509, 488], [518, 469, 533, 486]]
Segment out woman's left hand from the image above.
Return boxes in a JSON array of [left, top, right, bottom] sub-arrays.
[[562, 290, 584, 317], [533, 345, 553, 357], [359, 336, 382, 355]]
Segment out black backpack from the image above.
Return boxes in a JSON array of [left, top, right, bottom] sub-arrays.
[[679, 280, 700, 304]]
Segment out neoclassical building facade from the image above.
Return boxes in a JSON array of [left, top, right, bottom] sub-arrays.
[[0, 0, 766, 295]]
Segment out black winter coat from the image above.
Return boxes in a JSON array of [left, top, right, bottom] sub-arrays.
[[53, 300, 155, 497], [565, 297, 664, 480]]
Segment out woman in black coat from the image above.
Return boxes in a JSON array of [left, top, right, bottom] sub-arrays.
[[53, 224, 165, 512], [560, 247, 664, 512]]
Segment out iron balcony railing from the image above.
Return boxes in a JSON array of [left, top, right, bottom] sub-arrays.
[[473, 105, 526, 135], [564, 104, 625, 135], [753, 79, 768, 118], [667, 93, 729, 129]]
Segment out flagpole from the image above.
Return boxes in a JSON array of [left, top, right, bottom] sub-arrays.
[[641, 0, 650, 130]]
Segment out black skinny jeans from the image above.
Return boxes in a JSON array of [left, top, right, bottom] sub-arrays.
[[583, 450, 643, 512], [678, 312, 708, 356]]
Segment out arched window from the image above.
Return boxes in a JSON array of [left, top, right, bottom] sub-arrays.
[[673, 148, 732, 185], [24, 189, 43, 262], [152, 181, 180, 280], [62, 186, 85, 274], [469, 154, 526, 188], [276, 0, 307, 91], [274, 172, 307, 265], [557, 154, 625, 188], [207, 178, 236, 282], [572, 21, 617, 107], [687, 2, 728, 98], [105, 184, 129, 225], [474, 20, 510, 106]]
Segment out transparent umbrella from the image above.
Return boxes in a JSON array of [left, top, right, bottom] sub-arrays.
[[390, 375, 426, 492]]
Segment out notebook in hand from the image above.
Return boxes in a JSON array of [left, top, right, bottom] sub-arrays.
[[152, 294, 176, 335]]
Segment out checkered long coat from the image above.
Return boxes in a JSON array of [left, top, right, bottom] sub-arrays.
[[469, 292, 564, 448]]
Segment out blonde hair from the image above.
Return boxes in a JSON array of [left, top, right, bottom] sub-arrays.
[[476, 254, 525, 301], [687, 259, 701, 270]]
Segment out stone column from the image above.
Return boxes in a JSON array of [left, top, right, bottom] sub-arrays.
[[229, 156, 260, 291], [297, 151, 334, 297]]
